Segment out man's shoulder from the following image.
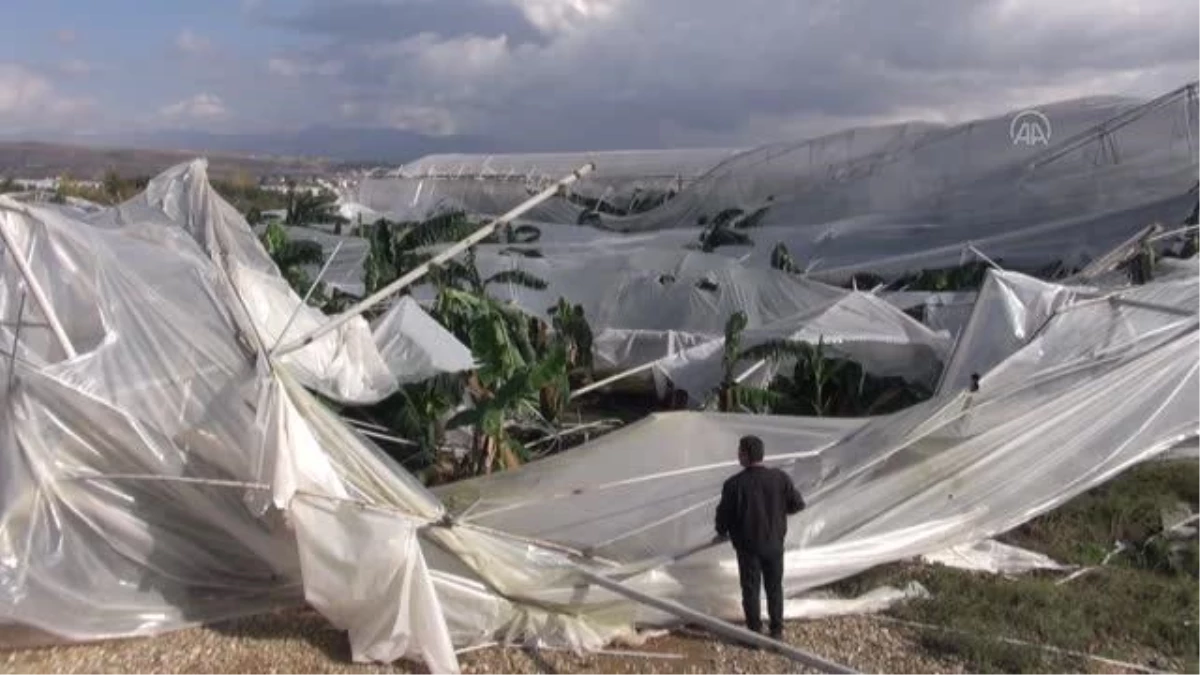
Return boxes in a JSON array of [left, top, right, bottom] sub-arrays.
[[722, 469, 749, 488], [767, 466, 795, 485]]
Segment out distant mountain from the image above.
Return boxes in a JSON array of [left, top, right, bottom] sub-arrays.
[[79, 126, 499, 164], [0, 141, 336, 180]]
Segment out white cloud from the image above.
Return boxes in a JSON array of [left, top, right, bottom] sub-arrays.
[[159, 93, 229, 122], [175, 29, 212, 55], [181, 0, 1199, 148], [510, 0, 626, 35], [0, 64, 93, 127]]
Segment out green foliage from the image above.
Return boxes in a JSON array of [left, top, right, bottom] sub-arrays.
[[210, 177, 289, 215], [0, 177, 18, 194], [768, 342, 930, 417], [692, 200, 774, 253], [51, 171, 145, 205], [889, 261, 995, 292], [564, 186, 677, 222], [286, 187, 344, 226], [770, 242, 801, 274], [357, 213, 593, 480], [362, 211, 487, 296], [448, 342, 569, 475], [1003, 459, 1199, 573], [550, 298, 594, 377], [832, 460, 1200, 673], [712, 312, 929, 415], [258, 221, 337, 308]]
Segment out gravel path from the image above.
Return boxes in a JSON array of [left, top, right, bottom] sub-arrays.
[[0, 610, 955, 672], [1, 610, 964, 674]]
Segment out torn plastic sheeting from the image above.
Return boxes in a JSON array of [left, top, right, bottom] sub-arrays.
[[231, 262, 398, 403], [347, 88, 1196, 287], [262, 374, 349, 509], [372, 296, 476, 385], [438, 286, 1197, 628], [89, 159, 468, 405], [921, 539, 1072, 574], [937, 269, 1092, 394], [290, 494, 458, 673]]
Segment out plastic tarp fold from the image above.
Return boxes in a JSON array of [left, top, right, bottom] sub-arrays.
[[373, 296, 477, 385], [85, 159, 471, 404], [291, 495, 457, 672], [936, 269, 1093, 394]]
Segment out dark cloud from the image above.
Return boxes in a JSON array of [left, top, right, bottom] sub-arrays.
[[225, 0, 1199, 149]]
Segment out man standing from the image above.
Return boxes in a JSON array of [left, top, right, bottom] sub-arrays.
[[714, 435, 806, 640]]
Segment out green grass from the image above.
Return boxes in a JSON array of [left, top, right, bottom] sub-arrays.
[[831, 459, 1199, 673]]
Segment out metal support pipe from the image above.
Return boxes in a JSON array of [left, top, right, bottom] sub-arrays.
[[570, 360, 657, 399], [0, 210, 77, 359], [268, 240, 344, 357], [274, 163, 594, 357], [1109, 296, 1195, 317], [573, 565, 858, 674]]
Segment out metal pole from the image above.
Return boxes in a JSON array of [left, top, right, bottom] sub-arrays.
[[274, 164, 594, 357], [570, 360, 657, 399], [268, 240, 343, 357], [966, 244, 1003, 271], [1109, 296, 1195, 317], [573, 565, 858, 674], [5, 291, 26, 396], [0, 210, 77, 358]]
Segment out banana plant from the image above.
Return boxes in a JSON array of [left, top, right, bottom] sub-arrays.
[[448, 343, 569, 475], [716, 311, 809, 413], [770, 242, 802, 274], [260, 220, 326, 299], [550, 298, 594, 376]]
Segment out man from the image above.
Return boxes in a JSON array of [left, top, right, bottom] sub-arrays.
[[713, 435, 806, 640]]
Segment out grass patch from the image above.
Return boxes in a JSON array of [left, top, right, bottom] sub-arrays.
[[831, 460, 1199, 673], [1002, 460, 1199, 573]]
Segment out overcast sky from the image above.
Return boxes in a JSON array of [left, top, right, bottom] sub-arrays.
[[1, 0, 1196, 149]]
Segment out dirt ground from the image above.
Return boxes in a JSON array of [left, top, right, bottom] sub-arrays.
[[1, 609, 965, 674]]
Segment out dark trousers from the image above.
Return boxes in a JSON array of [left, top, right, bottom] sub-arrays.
[[734, 546, 784, 634]]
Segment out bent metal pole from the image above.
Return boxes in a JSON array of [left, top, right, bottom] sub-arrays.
[[0, 208, 77, 359], [572, 564, 859, 674], [273, 163, 595, 357]]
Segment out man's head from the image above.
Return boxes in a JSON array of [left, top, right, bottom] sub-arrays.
[[738, 435, 765, 467]]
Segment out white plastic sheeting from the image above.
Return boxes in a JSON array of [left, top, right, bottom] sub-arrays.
[[437, 265, 1197, 625], [374, 296, 477, 385], [83, 160, 471, 402], [921, 540, 1071, 574], [651, 292, 952, 406], [937, 270, 1094, 394], [428, 248, 857, 373], [291, 495, 454, 669], [1, 91, 1197, 672], [349, 85, 1198, 284], [0, 162, 472, 672]]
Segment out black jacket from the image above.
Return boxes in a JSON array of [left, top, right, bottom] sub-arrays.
[[715, 465, 806, 553]]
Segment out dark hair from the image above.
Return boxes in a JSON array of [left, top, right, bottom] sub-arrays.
[[738, 435, 765, 463]]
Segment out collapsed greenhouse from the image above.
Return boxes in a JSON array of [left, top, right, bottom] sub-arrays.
[[1, 83, 1198, 674]]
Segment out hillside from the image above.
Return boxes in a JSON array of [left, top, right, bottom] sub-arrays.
[[0, 141, 337, 180]]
